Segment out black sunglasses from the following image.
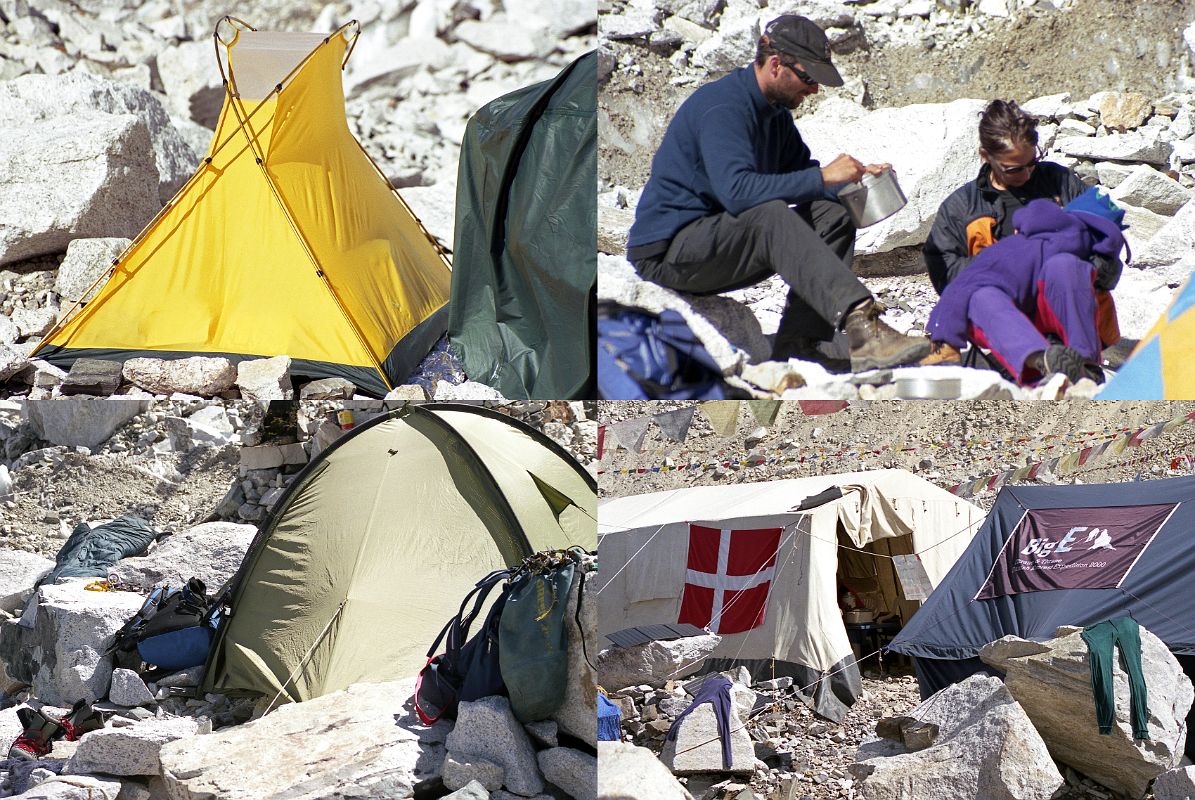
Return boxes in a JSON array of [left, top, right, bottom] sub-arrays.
[[781, 60, 818, 86], [990, 146, 1046, 176]]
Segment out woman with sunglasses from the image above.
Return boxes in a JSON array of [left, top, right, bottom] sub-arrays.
[[924, 99, 1088, 294]]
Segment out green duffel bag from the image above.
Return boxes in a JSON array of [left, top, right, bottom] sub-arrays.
[[498, 550, 583, 722]]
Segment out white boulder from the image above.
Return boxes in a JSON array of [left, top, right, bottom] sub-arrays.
[[597, 741, 694, 799], [236, 356, 293, 403], [0, 549, 54, 611], [65, 716, 202, 776], [0, 113, 160, 266], [1110, 165, 1192, 216], [597, 629, 723, 691], [23, 398, 150, 448], [447, 696, 544, 797], [159, 679, 449, 799], [55, 238, 130, 307], [122, 357, 237, 396], [107, 522, 256, 592], [851, 674, 1063, 800], [0, 580, 146, 705], [156, 41, 225, 129], [799, 98, 989, 254]]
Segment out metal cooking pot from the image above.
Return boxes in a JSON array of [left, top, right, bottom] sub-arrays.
[[838, 167, 907, 228]]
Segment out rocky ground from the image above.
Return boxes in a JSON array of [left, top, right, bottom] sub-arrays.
[[598, 0, 1195, 399], [1, 398, 598, 557], [0, 0, 596, 400], [597, 400, 1195, 502]]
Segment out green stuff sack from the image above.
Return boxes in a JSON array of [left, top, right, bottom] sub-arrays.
[[498, 558, 577, 722]]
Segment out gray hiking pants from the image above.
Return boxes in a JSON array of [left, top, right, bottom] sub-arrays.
[[632, 200, 872, 352]]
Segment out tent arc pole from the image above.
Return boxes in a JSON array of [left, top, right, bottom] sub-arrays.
[[407, 403, 537, 559]]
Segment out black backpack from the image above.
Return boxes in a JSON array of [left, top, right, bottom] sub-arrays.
[[108, 578, 220, 672], [415, 569, 512, 724]]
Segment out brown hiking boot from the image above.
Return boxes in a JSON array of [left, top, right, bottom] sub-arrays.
[[843, 300, 931, 372], [771, 336, 851, 372], [920, 342, 962, 366]]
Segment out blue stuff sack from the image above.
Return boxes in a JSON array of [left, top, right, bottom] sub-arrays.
[[137, 623, 215, 671]]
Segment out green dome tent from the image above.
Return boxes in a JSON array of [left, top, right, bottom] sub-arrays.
[[448, 51, 597, 400], [204, 403, 596, 704]]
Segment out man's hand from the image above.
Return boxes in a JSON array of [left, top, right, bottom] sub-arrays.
[[821, 153, 866, 185], [864, 162, 892, 176]]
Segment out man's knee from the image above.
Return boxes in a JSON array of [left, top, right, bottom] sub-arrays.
[[738, 199, 797, 228]]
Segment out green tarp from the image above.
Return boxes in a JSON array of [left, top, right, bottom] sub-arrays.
[[449, 51, 597, 400]]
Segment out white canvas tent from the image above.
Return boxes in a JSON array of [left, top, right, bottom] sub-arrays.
[[597, 469, 985, 719]]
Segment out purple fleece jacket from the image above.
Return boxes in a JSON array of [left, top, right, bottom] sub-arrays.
[[927, 199, 1126, 348]]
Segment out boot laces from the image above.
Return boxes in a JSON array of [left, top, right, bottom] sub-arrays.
[[10, 732, 50, 757]]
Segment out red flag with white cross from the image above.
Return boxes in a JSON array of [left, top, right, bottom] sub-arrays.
[[678, 524, 782, 634]]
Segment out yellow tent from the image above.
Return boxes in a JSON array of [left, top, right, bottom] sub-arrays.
[[34, 18, 452, 396]]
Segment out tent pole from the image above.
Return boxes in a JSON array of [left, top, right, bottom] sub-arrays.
[[221, 29, 395, 391]]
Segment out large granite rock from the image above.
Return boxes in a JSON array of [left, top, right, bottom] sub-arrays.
[[1055, 130, 1172, 165], [597, 630, 722, 691], [55, 238, 130, 307], [1154, 766, 1195, 800], [980, 625, 1193, 799], [597, 741, 694, 800], [660, 679, 755, 774], [798, 98, 989, 254], [23, 398, 150, 448], [159, 679, 449, 799], [0, 549, 54, 611], [163, 409, 238, 450], [235, 356, 294, 403], [850, 674, 1063, 800], [156, 41, 225, 129], [0, 113, 160, 266], [0, 580, 146, 705], [537, 746, 596, 800], [446, 696, 543, 797], [0, 71, 197, 203], [1109, 165, 1192, 216], [1134, 199, 1195, 273], [122, 357, 237, 396], [107, 667, 155, 707], [107, 522, 256, 592], [65, 716, 202, 776], [16, 775, 124, 800]]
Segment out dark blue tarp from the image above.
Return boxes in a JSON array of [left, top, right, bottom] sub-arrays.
[[891, 475, 1195, 683]]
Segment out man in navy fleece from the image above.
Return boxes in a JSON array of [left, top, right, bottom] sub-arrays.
[[627, 15, 930, 372]]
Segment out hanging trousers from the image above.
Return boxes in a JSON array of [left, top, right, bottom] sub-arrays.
[[665, 674, 734, 768], [1081, 617, 1149, 739]]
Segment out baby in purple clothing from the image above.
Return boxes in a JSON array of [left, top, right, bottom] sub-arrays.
[[926, 186, 1128, 385]]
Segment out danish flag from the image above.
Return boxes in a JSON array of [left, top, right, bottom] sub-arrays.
[[678, 524, 782, 634]]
